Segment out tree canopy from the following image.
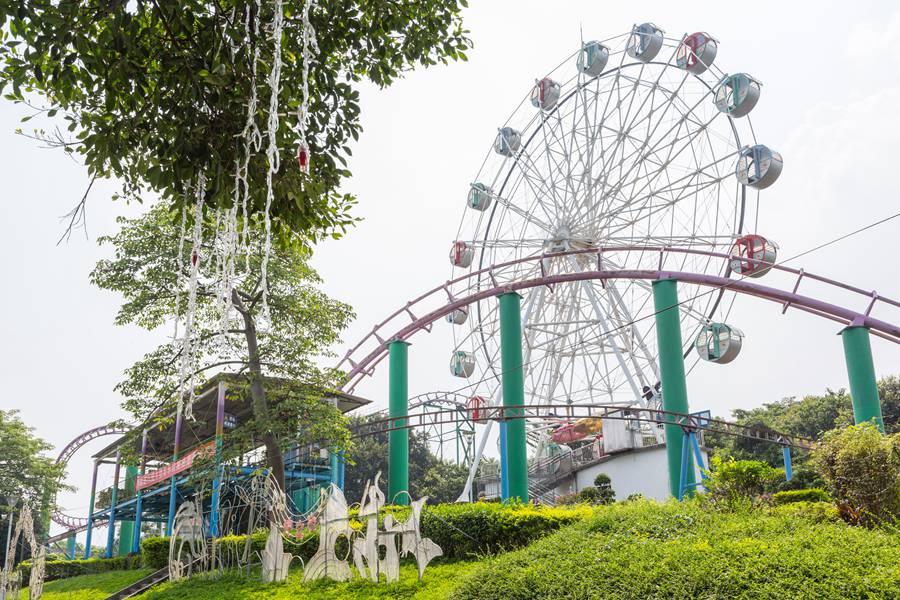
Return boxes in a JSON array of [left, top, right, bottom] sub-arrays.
[[0, 409, 66, 561], [0, 0, 471, 241], [91, 206, 354, 487]]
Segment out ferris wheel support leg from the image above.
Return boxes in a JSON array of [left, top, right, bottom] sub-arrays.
[[841, 326, 885, 432], [651, 279, 696, 500], [499, 292, 530, 503], [83, 460, 99, 559], [388, 340, 411, 506]]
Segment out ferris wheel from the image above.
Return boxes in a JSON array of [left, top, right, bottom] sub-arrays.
[[447, 25, 782, 414]]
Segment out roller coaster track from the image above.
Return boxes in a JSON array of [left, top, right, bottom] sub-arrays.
[[48, 424, 130, 542], [349, 403, 815, 450], [337, 246, 900, 393]]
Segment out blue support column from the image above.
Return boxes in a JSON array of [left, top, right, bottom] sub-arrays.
[[678, 431, 708, 499], [66, 534, 77, 560], [209, 381, 226, 538], [337, 452, 346, 490], [84, 459, 99, 559], [131, 430, 148, 554], [105, 451, 122, 558], [329, 451, 340, 486], [499, 421, 509, 501], [166, 408, 184, 536], [783, 446, 793, 481]]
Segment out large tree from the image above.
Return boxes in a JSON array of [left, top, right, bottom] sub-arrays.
[[0, 410, 66, 563], [0, 0, 471, 241], [91, 206, 353, 488]]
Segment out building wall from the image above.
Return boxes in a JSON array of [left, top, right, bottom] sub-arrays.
[[555, 445, 706, 501]]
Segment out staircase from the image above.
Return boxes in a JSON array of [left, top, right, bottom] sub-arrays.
[[103, 566, 170, 600]]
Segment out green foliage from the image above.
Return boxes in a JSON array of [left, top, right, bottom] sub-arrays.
[[17, 555, 143, 583], [0, 409, 67, 559], [812, 422, 900, 525], [343, 415, 437, 504], [140, 536, 170, 570], [450, 500, 900, 600], [593, 472, 615, 504], [24, 569, 154, 600], [772, 488, 831, 505], [91, 207, 353, 480], [703, 457, 782, 508], [418, 461, 472, 505], [0, 0, 472, 242], [418, 502, 592, 559]]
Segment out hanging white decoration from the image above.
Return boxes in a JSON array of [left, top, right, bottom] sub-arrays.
[[295, 0, 318, 174], [177, 172, 206, 421]]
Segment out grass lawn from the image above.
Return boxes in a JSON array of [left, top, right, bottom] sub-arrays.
[[26, 569, 153, 600], [450, 500, 900, 599], [138, 559, 478, 600]]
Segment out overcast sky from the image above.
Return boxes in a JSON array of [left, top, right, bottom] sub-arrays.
[[3, 1, 900, 538]]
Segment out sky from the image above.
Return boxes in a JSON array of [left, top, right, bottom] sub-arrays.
[[2, 0, 900, 540]]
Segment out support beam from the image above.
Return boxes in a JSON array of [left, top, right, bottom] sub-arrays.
[[66, 534, 77, 560], [117, 465, 137, 556], [499, 421, 509, 501], [105, 451, 122, 558], [131, 430, 148, 554], [499, 292, 529, 502], [210, 382, 226, 538], [651, 279, 696, 499], [166, 409, 184, 536], [841, 326, 884, 432], [388, 340, 410, 505], [84, 460, 99, 559], [783, 446, 793, 482]]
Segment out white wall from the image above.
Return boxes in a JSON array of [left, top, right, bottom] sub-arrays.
[[558, 445, 705, 501]]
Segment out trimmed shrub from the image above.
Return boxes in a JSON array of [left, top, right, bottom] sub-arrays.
[[17, 555, 142, 583], [419, 502, 592, 558], [140, 536, 170, 569], [772, 488, 831, 505], [139, 503, 592, 569]]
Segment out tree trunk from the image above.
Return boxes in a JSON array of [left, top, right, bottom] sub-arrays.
[[232, 289, 286, 492]]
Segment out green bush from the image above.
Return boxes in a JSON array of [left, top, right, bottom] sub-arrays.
[[17, 555, 142, 583], [419, 502, 592, 558], [450, 500, 900, 599], [593, 473, 615, 504], [140, 536, 170, 570], [769, 501, 841, 524], [812, 422, 900, 525], [772, 488, 831, 505], [703, 457, 782, 508]]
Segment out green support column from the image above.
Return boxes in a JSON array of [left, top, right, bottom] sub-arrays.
[[388, 339, 410, 505], [499, 292, 529, 503], [117, 465, 137, 556], [652, 279, 696, 499], [841, 326, 884, 432]]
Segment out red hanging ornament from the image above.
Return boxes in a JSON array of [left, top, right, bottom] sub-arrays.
[[297, 143, 310, 173], [191, 249, 199, 267]]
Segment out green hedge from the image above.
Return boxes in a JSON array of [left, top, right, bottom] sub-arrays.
[[140, 502, 592, 567], [772, 488, 831, 505], [17, 555, 142, 583]]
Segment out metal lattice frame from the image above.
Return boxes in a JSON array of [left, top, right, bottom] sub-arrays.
[[452, 30, 758, 413]]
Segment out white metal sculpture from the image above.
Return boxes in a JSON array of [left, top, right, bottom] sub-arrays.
[[1, 506, 44, 600], [303, 484, 353, 582]]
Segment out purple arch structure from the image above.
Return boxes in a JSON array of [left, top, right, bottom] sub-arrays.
[[49, 424, 129, 539], [338, 246, 900, 393]]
